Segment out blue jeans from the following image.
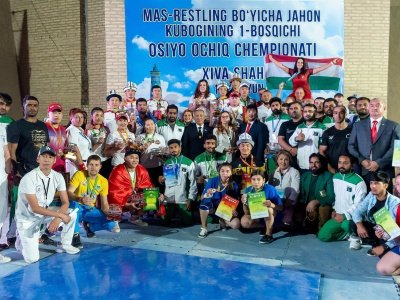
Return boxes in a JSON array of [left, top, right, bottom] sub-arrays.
[[69, 201, 115, 233]]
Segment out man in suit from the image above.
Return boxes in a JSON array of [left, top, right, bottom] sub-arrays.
[[348, 97, 400, 186], [182, 109, 211, 161], [238, 104, 269, 162]]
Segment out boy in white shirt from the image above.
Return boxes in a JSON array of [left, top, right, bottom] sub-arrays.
[[15, 146, 79, 264]]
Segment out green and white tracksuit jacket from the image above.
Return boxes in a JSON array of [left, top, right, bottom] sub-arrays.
[[163, 155, 197, 204], [289, 121, 326, 170], [156, 119, 185, 143], [332, 172, 367, 220], [265, 113, 291, 145], [194, 151, 227, 183]]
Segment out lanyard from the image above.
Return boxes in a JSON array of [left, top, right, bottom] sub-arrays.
[[205, 152, 216, 175], [271, 116, 282, 133], [144, 133, 155, 143], [240, 155, 254, 168], [217, 179, 229, 193], [171, 155, 183, 179], [129, 170, 136, 190], [86, 175, 99, 198], [118, 130, 129, 144], [40, 178, 51, 202]]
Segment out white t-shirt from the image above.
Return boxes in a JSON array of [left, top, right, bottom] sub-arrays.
[[104, 111, 117, 133], [106, 130, 136, 166], [66, 125, 92, 176], [16, 168, 66, 222], [0, 126, 7, 178]]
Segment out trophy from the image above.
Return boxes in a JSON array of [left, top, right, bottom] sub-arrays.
[[127, 193, 145, 209], [106, 204, 122, 221], [64, 143, 77, 160]]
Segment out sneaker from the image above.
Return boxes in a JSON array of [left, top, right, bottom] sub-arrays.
[[0, 254, 11, 263], [198, 227, 208, 238], [219, 219, 227, 231], [45, 228, 56, 238], [0, 243, 9, 250], [112, 221, 120, 233], [130, 218, 148, 227], [367, 248, 376, 256], [7, 237, 16, 248], [83, 222, 96, 238], [259, 235, 274, 244], [71, 233, 83, 249], [40, 234, 58, 246], [349, 234, 361, 250], [56, 244, 80, 255]]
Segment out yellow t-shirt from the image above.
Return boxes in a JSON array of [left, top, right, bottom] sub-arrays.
[[69, 170, 108, 207]]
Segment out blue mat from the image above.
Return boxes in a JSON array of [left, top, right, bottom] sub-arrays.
[[0, 244, 320, 300]]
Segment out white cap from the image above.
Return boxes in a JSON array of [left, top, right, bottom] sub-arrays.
[[124, 81, 137, 92], [236, 133, 254, 147], [217, 82, 229, 90], [239, 82, 249, 88]]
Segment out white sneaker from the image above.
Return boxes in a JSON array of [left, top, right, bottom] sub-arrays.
[[56, 244, 80, 255], [112, 221, 120, 233], [349, 234, 361, 250], [0, 254, 11, 263], [198, 227, 208, 238]]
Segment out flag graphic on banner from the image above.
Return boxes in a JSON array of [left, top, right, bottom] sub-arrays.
[[265, 54, 343, 94]]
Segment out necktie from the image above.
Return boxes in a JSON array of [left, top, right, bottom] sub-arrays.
[[198, 126, 203, 138], [245, 122, 251, 133], [371, 120, 378, 143]]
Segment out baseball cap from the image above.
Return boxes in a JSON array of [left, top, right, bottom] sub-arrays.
[[116, 113, 128, 121], [230, 91, 240, 98], [48, 102, 62, 113], [38, 145, 56, 157]]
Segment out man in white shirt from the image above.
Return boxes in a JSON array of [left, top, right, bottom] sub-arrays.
[[15, 146, 79, 264]]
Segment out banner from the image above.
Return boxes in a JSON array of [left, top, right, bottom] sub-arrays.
[[126, 0, 344, 107]]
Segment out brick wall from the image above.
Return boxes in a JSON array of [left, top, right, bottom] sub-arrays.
[[3, 0, 394, 120], [10, 0, 82, 121], [344, 0, 390, 102]]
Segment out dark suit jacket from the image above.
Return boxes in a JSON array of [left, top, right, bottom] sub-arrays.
[[348, 117, 400, 176], [181, 123, 211, 161], [238, 119, 269, 162]]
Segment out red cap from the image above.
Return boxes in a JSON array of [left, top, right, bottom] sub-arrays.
[[116, 113, 128, 121], [230, 91, 240, 98], [48, 102, 62, 113]]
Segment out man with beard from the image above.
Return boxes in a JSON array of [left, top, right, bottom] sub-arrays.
[[156, 104, 185, 143], [133, 98, 157, 135], [0, 93, 13, 130], [257, 89, 272, 122], [7, 95, 49, 246], [321, 98, 337, 128], [320, 106, 353, 173], [314, 97, 325, 121], [289, 104, 326, 172], [349, 97, 370, 125], [239, 104, 269, 162], [265, 98, 291, 150], [349, 98, 400, 185], [278, 101, 303, 162], [294, 153, 334, 232], [318, 154, 367, 242]]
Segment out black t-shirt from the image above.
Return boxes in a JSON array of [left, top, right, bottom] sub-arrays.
[[368, 198, 386, 221], [7, 119, 49, 176], [320, 126, 352, 170], [278, 118, 304, 143]]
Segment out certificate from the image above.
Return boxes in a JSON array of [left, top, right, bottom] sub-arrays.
[[215, 194, 239, 221], [143, 188, 159, 211], [373, 207, 400, 241], [163, 164, 178, 186], [247, 191, 269, 220]]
